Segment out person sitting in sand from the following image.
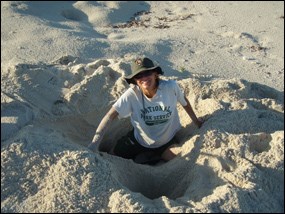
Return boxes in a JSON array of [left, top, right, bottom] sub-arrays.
[[88, 57, 203, 164]]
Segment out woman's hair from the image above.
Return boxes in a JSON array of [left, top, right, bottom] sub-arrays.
[[154, 70, 160, 87]]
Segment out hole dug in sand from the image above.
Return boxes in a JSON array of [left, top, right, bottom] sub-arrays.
[[107, 136, 225, 200], [108, 150, 197, 200]]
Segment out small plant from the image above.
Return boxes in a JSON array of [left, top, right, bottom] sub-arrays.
[[179, 66, 186, 73]]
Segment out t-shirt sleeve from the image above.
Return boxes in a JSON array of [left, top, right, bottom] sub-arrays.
[[112, 88, 133, 119], [173, 81, 187, 106]]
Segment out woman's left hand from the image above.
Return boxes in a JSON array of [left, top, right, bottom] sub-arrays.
[[195, 118, 204, 128]]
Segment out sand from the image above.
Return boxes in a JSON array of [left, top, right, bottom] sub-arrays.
[[1, 1, 284, 213]]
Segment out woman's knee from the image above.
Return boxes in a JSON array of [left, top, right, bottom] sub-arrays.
[[161, 144, 180, 161]]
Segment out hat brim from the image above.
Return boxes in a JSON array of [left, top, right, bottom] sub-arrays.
[[124, 66, 163, 84]]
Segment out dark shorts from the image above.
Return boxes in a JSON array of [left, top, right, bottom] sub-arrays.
[[113, 130, 177, 162]]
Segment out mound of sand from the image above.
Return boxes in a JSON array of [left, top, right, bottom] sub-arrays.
[[1, 57, 284, 213]]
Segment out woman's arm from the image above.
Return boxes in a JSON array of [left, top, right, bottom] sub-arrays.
[[182, 96, 203, 128], [88, 107, 119, 152]]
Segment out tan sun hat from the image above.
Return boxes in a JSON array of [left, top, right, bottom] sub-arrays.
[[125, 57, 163, 84]]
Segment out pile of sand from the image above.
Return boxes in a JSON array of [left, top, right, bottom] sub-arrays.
[[1, 57, 283, 212]]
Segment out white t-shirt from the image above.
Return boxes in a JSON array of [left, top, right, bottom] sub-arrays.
[[113, 80, 187, 148]]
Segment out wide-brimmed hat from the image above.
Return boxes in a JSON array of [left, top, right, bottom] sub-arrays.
[[125, 57, 163, 84]]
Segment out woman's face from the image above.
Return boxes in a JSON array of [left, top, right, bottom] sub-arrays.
[[134, 70, 157, 90]]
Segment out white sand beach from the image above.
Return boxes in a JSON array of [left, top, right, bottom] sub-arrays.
[[1, 1, 284, 213]]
